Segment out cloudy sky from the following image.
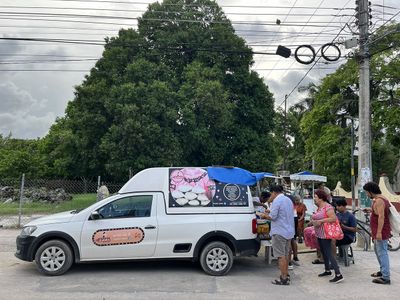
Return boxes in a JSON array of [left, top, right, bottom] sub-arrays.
[[0, 0, 398, 139]]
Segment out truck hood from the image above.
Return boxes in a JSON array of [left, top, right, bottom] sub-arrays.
[[26, 211, 75, 226]]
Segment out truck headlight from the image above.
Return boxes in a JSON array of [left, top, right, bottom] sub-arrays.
[[20, 226, 37, 237]]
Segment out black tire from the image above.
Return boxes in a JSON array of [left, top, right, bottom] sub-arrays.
[[199, 241, 233, 276], [388, 233, 400, 251], [34, 240, 73, 276]]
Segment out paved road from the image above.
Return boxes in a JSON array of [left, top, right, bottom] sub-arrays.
[[1, 229, 399, 300]]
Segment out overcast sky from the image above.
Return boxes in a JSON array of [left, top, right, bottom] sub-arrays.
[[0, 0, 398, 139]]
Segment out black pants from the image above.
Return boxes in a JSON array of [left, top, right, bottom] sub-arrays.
[[335, 235, 354, 246], [318, 238, 340, 275]]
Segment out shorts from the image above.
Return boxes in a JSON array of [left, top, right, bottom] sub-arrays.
[[272, 234, 291, 258]]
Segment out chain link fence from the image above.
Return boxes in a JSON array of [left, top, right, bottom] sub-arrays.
[[0, 175, 124, 228]]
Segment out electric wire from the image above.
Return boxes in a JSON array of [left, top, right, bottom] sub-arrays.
[[278, 3, 354, 82], [0, 6, 357, 18], [278, 23, 350, 108], [272, 0, 331, 82], [43, 0, 356, 10]]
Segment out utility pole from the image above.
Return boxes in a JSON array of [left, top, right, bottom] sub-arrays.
[[350, 117, 356, 211], [283, 94, 288, 171], [356, 0, 372, 203]]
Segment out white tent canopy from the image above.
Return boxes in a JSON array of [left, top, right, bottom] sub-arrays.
[[290, 171, 327, 183]]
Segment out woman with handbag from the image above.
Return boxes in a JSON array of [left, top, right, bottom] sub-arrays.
[[311, 190, 344, 283]]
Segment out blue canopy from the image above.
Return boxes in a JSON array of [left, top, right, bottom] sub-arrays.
[[207, 167, 272, 186]]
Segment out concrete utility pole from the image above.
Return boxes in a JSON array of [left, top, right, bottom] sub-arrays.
[[350, 117, 356, 210], [283, 94, 288, 171], [357, 0, 372, 187]]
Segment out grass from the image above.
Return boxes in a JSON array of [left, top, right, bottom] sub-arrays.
[[0, 193, 97, 215]]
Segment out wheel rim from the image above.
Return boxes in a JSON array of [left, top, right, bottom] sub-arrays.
[[40, 246, 66, 272], [206, 247, 229, 272]]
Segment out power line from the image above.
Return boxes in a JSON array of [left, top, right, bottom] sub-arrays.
[[372, 3, 400, 10], [262, 0, 300, 79], [280, 23, 350, 107], [0, 53, 96, 58], [369, 9, 400, 37], [0, 23, 349, 36], [0, 69, 90, 72], [0, 24, 119, 32], [0, 36, 336, 56], [278, 1, 354, 83], [0, 6, 356, 18], [0, 37, 105, 45], [0, 58, 98, 64], [43, 0, 356, 10], [254, 67, 338, 71], [0, 13, 345, 28], [272, 0, 330, 81], [0, 16, 133, 27]]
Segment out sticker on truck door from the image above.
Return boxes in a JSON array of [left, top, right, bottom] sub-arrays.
[[169, 168, 249, 207], [92, 227, 145, 246]]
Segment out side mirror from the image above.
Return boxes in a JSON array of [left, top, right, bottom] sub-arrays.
[[90, 211, 101, 220]]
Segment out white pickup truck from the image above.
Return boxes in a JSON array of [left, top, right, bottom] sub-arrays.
[[15, 167, 260, 276]]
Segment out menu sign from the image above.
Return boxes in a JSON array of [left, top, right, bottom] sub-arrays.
[[169, 167, 249, 208]]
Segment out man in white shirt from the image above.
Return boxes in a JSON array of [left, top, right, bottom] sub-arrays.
[[261, 185, 295, 285]]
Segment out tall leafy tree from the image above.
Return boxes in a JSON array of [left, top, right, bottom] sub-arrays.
[[300, 23, 400, 188], [44, 0, 276, 181], [0, 134, 48, 179]]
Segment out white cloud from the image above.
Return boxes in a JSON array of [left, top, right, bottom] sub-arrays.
[[0, 81, 56, 139]]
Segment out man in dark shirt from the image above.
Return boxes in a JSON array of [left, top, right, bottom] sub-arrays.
[[335, 199, 357, 246]]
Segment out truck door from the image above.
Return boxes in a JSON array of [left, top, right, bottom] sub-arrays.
[[80, 193, 159, 260]]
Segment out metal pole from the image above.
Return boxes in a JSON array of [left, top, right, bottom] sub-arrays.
[[18, 173, 25, 228], [96, 176, 101, 202], [357, 0, 372, 182], [283, 94, 288, 171], [351, 118, 356, 210]]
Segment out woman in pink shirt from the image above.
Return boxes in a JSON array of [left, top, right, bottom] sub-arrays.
[[311, 190, 343, 283]]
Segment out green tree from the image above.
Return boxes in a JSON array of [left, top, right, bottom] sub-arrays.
[[0, 134, 47, 179], [300, 23, 400, 188], [44, 0, 276, 181]]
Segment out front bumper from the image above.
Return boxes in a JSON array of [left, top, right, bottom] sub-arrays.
[[15, 235, 36, 261]]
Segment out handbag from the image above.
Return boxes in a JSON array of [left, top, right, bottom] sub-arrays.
[[322, 206, 344, 240], [304, 226, 319, 249]]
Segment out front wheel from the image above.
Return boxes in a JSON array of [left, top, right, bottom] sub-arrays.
[[388, 233, 400, 251], [34, 240, 73, 276], [200, 241, 233, 276]]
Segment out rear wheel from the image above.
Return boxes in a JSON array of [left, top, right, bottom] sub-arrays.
[[200, 241, 233, 276], [34, 240, 73, 276]]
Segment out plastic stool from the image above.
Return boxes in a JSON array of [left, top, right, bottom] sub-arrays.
[[338, 244, 355, 266]]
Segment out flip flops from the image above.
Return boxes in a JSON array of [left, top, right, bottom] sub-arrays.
[[271, 276, 290, 285]]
